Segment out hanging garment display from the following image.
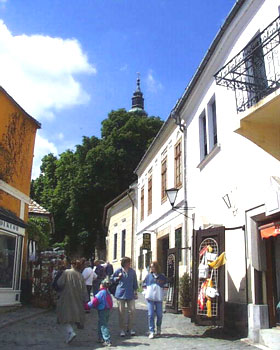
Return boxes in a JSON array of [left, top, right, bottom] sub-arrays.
[[208, 252, 226, 269]]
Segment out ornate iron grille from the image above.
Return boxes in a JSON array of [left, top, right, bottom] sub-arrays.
[[215, 15, 280, 112]]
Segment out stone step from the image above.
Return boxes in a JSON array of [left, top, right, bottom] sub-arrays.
[[259, 328, 280, 350]]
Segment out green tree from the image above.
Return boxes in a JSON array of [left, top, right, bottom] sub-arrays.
[[26, 217, 51, 251], [31, 109, 163, 255]]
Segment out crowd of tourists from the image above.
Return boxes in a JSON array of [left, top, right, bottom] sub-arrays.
[[52, 256, 167, 347]]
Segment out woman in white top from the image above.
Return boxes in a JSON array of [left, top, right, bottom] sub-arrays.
[[82, 260, 97, 300]]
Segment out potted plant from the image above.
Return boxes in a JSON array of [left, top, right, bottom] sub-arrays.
[[179, 272, 192, 317]]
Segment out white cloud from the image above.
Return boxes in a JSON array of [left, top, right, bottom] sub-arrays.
[[32, 133, 58, 179], [57, 132, 64, 140], [146, 70, 163, 93], [120, 64, 128, 72], [0, 20, 96, 121]]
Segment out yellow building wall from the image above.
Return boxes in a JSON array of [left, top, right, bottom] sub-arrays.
[[0, 190, 21, 214], [0, 89, 39, 280], [106, 199, 133, 272], [0, 90, 38, 196]]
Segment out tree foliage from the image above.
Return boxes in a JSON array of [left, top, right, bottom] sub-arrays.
[[31, 109, 163, 256], [26, 217, 51, 251]]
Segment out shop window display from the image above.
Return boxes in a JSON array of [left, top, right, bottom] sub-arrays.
[[0, 234, 16, 288]]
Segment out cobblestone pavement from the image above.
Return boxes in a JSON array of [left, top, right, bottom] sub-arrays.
[[0, 295, 258, 350]]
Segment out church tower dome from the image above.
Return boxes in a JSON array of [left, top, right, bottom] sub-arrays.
[[129, 73, 147, 114]]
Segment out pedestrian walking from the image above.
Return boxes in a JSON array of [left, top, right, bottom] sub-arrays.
[[85, 277, 113, 347], [105, 261, 114, 277], [82, 260, 97, 300], [111, 256, 138, 337], [92, 260, 106, 295], [142, 261, 167, 339], [56, 259, 88, 344]]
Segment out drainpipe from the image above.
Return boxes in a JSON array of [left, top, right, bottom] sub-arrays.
[[127, 189, 135, 269], [183, 127, 189, 272]]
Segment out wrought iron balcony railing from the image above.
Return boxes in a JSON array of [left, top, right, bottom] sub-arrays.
[[214, 15, 280, 113]]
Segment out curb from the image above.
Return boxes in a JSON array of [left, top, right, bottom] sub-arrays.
[[0, 308, 50, 329]]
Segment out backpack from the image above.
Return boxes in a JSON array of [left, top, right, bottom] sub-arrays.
[[108, 280, 119, 296]]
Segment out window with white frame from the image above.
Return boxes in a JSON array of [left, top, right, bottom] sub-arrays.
[[199, 110, 208, 160], [121, 229, 126, 257], [207, 97, 218, 150], [174, 138, 182, 188], [140, 186, 144, 221], [148, 175, 152, 215], [199, 96, 219, 162], [113, 233, 117, 260]]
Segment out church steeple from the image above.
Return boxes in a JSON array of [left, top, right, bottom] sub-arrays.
[[129, 73, 146, 114]]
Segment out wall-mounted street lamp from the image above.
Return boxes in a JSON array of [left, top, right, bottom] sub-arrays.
[[166, 188, 194, 219], [171, 109, 185, 133], [166, 187, 179, 208], [222, 194, 231, 209]]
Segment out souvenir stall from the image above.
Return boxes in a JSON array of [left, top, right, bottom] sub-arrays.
[[32, 249, 65, 308]]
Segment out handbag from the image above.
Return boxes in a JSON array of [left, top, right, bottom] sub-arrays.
[[198, 254, 209, 279], [205, 287, 219, 298], [205, 252, 217, 262]]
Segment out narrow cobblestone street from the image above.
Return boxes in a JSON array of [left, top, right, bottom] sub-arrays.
[[0, 295, 257, 350]]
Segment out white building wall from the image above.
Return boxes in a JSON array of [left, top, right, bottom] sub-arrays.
[[178, 0, 280, 308]]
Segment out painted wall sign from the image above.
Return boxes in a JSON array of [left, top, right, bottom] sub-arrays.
[[0, 219, 20, 234], [142, 233, 151, 250]]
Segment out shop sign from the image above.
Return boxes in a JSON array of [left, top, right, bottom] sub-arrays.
[[0, 219, 20, 234], [142, 233, 151, 250]]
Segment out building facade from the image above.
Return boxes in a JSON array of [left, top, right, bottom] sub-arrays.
[[168, 0, 280, 345], [134, 117, 189, 308], [0, 87, 40, 306], [103, 185, 137, 272]]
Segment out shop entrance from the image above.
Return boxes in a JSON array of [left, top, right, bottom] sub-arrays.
[[157, 236, 169, 275], [265, 235, 280, 327], [259, 221, 280, 327]]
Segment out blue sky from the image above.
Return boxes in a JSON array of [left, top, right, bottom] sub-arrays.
[[0, 0, 236, 177]]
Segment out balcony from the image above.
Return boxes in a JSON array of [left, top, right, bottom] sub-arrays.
[[215, 15, 280, 160]]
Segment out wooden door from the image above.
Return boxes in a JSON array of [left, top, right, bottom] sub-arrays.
[[165, 247, 179, 313]]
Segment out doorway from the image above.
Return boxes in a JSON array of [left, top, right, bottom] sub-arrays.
[[157, 236, 169, 275], [265, 235, 280, 327]]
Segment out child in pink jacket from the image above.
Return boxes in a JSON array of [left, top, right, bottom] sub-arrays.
[[86, 278, 113, 347]]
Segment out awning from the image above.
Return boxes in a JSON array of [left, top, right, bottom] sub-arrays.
[[259, 222, 280, 239]]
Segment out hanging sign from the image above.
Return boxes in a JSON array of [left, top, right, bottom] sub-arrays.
[[142, 233, 151, 250]]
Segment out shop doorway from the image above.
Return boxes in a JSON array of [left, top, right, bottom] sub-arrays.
[[259, 221, 280, 327], [265, 235, 280, 327], [157, 236, 169, 275]]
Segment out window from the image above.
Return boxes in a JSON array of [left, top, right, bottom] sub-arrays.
[[121, 229, 126, 257], [174, 139, 182, 188], [207, 98, 218, 150], [199, 111, 208, 160], [161, 158, 167, 201], [175, 227, 182, 262], [113, 233, 117, 260], [140, 186, 144, 221], [148, 175, 152, 215], [0, 233, 16, 288], [245, 34, 268, 107]]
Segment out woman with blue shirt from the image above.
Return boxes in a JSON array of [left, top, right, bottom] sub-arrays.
[[143, 261, 167, 339], [111, 257, 138, 337]]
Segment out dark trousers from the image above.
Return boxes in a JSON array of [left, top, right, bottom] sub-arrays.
[[92, 279, 102, 296], [86, 285, 92, 301]]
